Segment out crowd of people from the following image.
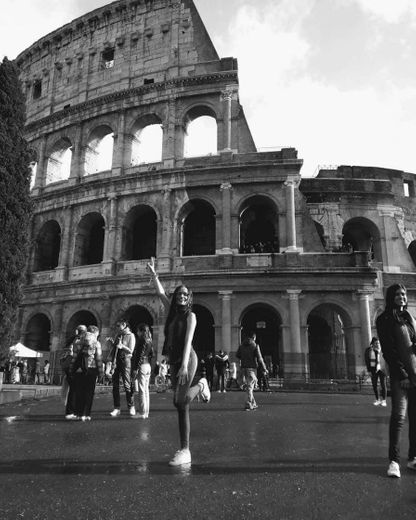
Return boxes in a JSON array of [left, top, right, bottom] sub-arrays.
[[1, 358, 50, 384], [2, 276, 415, 476]]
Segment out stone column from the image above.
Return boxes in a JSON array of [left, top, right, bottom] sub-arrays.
[[357, 290, 372, 355], [157, 188, 173, 272], [112, 110, 126, 175], [220, 89, 233, 152], [34, 136, 47, 191], [284, 177, 300, 252], [219, 291, 233, 353], [285, 289, 303, 378], [69, 124, 83, 181], [58, 205, 74, 281], [218, 182, 233, 254], [103, 194, 118, 275], [162, 97, 177, 167], [50, 302, 64, 384], [378, 206, 399, 272]]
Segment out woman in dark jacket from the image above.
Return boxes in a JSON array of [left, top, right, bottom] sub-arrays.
[[148, 258, 210, 466], [376, 283, 416, 478], [131, 323, 154, 419]]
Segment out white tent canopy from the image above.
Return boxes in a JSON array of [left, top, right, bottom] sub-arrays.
[[9, 343, 43, 358]]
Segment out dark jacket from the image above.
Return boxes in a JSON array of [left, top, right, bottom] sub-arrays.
[[215, 351, 229, 374], [236, 339, 266, 370], [376, 310, 416, 384]]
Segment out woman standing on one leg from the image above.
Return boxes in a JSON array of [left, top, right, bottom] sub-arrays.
[[147, 258, 211, 466], [376, 284, 416, 478], [131, 323, 154, 419]]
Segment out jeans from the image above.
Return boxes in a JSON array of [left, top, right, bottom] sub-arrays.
[[132, 363, 151, 417], [389, 377, 416, 462], [217, 373, 226, 391], [370, 370, 386, 400], [243, 368, 257, 408], [112, 356, 133, 409]]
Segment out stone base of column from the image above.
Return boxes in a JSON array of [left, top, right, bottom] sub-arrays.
[[216, 247, 235, 255], [284, 246, 302, 253], [281, 352, 307, 384], [157, 256, 173, 273], [102, 260, 117, 276]]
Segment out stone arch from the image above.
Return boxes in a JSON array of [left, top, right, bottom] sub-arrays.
[[408, 240, 416, 268], [34, 220, 61, 271], [122, 305, 154, 335], [307, 303, 354, 379], [73, 212, 105, 266], [129, 114, 163, 165], [84, 125, 114, 175], [46, 137, 73, 184], [65, 310, 99, 345], [180, 198, 216, 256], [193, 304, 215, 359], [183, 105, 218, 158], [342, 217, 381, 261], [24, 313, 51, 352], [240, 303, 282, 371], [239, 195, 279, 253], [121, 204, 157, 260]]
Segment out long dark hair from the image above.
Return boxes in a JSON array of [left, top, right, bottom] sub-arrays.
[[135, 323, 153, 364], [384, 283, 407, 323], [163, 285, 193, 337]]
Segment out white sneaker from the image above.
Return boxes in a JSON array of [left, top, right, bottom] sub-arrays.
[[380, 400, 387, 407], [65, 414, 77, 420], [373, 400, 381, 406], [407, 458, 416, 470], [169, 448, 191, 466], [198, 378, 211, 403], [387, 461, 401, 478], [110, 409, 121, 417], [129, 406, 136, 416]]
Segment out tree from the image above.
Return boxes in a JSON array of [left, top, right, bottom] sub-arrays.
[[0, 57, 33, 360]]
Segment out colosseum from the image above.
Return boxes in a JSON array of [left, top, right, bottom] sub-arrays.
[[13, 0, 416, 383]]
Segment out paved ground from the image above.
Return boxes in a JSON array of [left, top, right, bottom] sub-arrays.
[[0, 389, 415, 520]]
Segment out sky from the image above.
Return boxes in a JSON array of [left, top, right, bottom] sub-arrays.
[[2, 0, 416, 177]]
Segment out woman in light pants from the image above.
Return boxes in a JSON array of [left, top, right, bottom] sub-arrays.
[[131, 323, 153, 418]]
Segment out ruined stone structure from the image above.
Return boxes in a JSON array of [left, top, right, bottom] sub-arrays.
[[14, 0, 416, 383]]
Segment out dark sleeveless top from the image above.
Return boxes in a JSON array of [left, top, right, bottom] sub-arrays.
[[163, 311, 188, 364]]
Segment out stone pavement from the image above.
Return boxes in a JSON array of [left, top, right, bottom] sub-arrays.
[[0, 390, 415, 520]]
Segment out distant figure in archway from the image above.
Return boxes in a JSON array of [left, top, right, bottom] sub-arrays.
[[364, 337, 387, 407]]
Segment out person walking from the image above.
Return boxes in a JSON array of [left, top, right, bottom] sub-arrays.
[[43, 360, 50, 384], [226, 360, 240, 390], [63, 325, 87, 419], [236, 331, 268, 411], [148, 257, 210, 466], [108, 319, 136, 417], [215, 349, 229, 393], [204, 352, 215, 391], [131, 323, 154, 419], [376, 284, 416, 478], [365, 337, 387, 407]]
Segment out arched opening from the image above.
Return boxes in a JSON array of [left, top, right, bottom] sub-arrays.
[[239, 196, 279, 253], [240, 304, 281, 374], [408, 240, 416, 268], [84, 125, 114, 175], [122, 305, 154, 336], [193, 304, 215, 360], [342, 217, 381, 261], [74, 212, 105, 266], [29, 161, 37, 190], [65, 310, 98, 345], [182, 199, 216, 256], [184, 106, 217, 158], [34, 220, 61, 271], [25, 313, 51, 352], [307, 304, 354, 380], [130, 115, 163, 165], [122, 205, 157, 260], [46, 137, 73, 184]]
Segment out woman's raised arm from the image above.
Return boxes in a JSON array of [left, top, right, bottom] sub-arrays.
[[147, 257, 170, 310]]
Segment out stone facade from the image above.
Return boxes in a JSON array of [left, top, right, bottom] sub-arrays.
[[14, 0, 416, 383]]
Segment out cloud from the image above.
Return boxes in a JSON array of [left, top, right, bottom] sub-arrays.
[[353, 0, 416, 24]]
